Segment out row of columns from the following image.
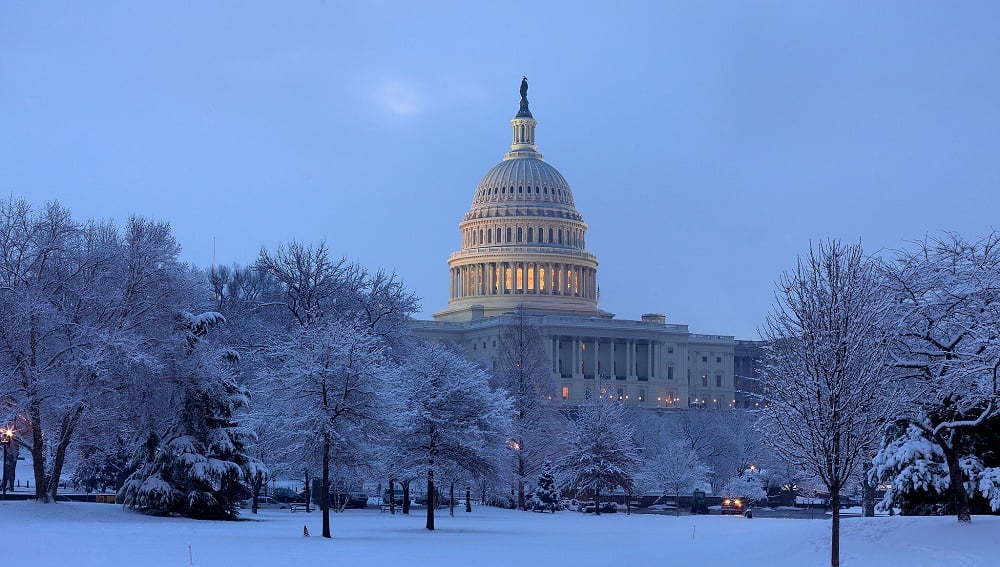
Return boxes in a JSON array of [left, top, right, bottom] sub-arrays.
[[450, 261, 596, 300], [550, 336, 658, 379]]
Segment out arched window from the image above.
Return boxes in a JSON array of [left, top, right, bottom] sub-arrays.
[[549, 228, 554, 243], [538, 227, 543, 242], [506, 227, 512, 242], [496, 228, 501, 242], [479, 229, 483, 245], [527, 227, 533, 243], [502, 186, 506, 194], [543, 187, 548, 194], [535, 186, 539, 193], [517, 227, 523, 242], [487, 230, 492, 244], [558, 229, 563, 244]]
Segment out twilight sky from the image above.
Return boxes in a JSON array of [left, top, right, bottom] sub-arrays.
[[2, 2, 999, 339]]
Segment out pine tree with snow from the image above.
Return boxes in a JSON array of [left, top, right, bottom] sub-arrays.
[[119, 311, 260, 520], [530, 460, 561, 512]]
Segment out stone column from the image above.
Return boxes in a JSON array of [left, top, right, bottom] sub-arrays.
[[647, 342, 653, 378], [594, 337, 601, 377], [626, 340, 634, 377], [611, 340, 617, 377]]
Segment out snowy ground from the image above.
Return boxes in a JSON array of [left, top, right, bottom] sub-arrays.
[[2, 500, 998, 566]]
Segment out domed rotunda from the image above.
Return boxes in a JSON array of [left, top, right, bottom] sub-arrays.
[[433, 79, 601, 321]]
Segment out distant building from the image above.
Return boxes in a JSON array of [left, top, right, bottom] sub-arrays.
[[412, 80, 759, 409]]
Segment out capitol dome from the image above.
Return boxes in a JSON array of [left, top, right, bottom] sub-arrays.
[[433, 79, 600, 322]]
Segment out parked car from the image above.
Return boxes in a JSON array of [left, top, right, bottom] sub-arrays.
[[329, 491, 369, 509], [580, 501, 618, 514], [415, 491, 452, 507], [271, 488, 301, 503], [382, 490, 406, 506], [240, 496, 284, 510]]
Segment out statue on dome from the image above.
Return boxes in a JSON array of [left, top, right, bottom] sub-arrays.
[[517, 77, 532, 117]]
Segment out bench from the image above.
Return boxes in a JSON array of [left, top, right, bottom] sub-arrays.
[[289, 502, 311, 512]]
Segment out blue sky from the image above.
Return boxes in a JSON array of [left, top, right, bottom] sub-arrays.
[[2, 1, 999, 339]]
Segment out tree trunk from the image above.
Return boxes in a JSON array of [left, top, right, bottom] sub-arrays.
[[49, 404, 84, 501], [594, 486, 601, 516], [426, 469, 435, 530], [466, 487, 472, 513], [449, 482, 455, 517], [517, 452, 526, 510], [303, 470, 311, 513], [388, 480, 396, 514], [831, 489, 841, 567], [403, 480, 410, 515], [29, 402, 48, 502], [322, 436, 332, 538], [861, 463, 876, 517], [940, 441, 972, 522]]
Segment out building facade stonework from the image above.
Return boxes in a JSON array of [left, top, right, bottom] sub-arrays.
[[412, 80, 745, 409]]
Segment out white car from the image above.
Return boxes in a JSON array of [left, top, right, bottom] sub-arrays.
[[241, 496, 284, 510]]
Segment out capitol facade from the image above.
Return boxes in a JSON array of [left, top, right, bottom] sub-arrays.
[[412, 79, 757, 410]]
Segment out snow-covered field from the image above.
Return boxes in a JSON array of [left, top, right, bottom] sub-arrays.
[[3, 500, 998, 566]]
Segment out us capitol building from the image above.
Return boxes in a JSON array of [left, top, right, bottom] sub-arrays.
[[412, 79, 758, 410]]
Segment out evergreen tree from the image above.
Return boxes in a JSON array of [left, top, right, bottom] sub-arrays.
[[119, 311, 260, 520], [530, 460, 561, 512]]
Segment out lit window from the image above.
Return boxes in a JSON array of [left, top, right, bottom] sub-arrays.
[[562, 386, 569, 400]]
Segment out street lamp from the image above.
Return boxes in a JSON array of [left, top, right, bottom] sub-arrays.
[[0, 426, 13, 500]]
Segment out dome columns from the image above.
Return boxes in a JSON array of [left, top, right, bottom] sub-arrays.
[[448, 259, 597, 301]]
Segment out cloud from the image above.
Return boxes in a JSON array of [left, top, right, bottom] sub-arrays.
[[374, 79, 426, 117]]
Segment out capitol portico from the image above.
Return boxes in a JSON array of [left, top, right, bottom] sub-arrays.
[[413, 79, 751, 410]]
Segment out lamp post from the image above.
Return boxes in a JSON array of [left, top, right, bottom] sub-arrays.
[[0, 427, 13, 500]]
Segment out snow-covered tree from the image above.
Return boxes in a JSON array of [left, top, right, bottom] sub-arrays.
[[254, 240, 416, 537], [0, 201, 199, 502], [720, 466, 767, 504], [559, 379, 641, 516], [395, 341, 514, 530], [642, 440, 709, 516], [758, 240, 896, 567], [877, 232, 1000, 522], [529, 460, 561, 512], [492, 311, 566, 510], [119, 311, 259, 519]]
